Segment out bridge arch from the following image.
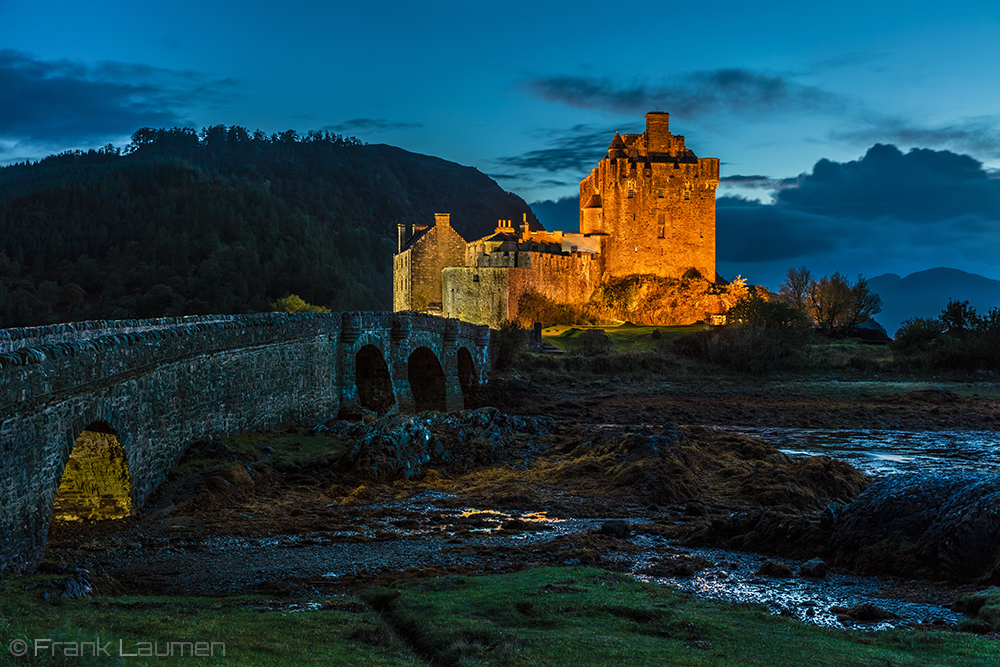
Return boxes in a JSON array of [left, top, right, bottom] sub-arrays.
[[355, 344, 396, 415], [408, 346, 447, 412], [53, 421, 133, 522], [457, 346, 477, 408]]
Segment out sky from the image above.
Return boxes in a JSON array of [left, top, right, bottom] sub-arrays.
[[2, 0, 999, 291]]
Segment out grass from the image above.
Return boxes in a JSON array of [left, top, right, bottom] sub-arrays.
[[361, 567, 1000, 667], [167, 429, 352, 480], [7, 567, 995, 666], [542, 323, 705, 352], [529, 322, 1000, 392], [0, 575, 422, 667]]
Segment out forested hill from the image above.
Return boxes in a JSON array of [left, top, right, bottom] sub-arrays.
[[0, 127, 539, 328]]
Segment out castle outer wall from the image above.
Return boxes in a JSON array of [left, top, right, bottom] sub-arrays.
[[443, 251, 602, 328]]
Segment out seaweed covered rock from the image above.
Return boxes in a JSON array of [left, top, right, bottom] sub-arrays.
[[342, 407, 555, 479], [830, 472, 1000, 582], [541, 424, 867, 511]]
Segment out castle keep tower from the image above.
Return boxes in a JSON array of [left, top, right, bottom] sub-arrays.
[[579, 112, 720, 281]]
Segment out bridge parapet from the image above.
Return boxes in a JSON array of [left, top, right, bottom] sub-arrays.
[[0, 313, 339, 412], [0, 314, 250, 353]]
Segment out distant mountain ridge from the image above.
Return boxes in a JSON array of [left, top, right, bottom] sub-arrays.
[[868, 267, 1000, 336]]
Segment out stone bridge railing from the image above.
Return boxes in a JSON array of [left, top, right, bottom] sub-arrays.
[[0, 311, 491, 573]]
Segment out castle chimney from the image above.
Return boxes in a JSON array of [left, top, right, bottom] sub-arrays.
[[645, 112, 671, 153], [434, 213, 451, 228], [397, 223, 406, 253]]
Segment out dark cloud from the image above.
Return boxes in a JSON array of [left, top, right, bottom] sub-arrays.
[[775, 143, 1000, 221], [0, 50, 239, 152], [717, 204, 837, 263], [717, 144, 1000, 296], [720, 175, 779, 189], [494, 124, 616, 174], [323, 118, 423, 132], [488, 123, 620, 193], [520, 69, 846, 119]]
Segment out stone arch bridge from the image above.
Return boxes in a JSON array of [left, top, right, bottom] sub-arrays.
[[0, 312, 491, 573]]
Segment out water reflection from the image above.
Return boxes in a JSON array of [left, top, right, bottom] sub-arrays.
[[714, 427, 1000, 477]]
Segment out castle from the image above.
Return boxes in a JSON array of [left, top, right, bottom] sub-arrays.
[[393, 113, 721, 328]]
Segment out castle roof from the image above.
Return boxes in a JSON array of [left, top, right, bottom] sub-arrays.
[[400, 224, 432, 252], [608, 132, 625, 151]]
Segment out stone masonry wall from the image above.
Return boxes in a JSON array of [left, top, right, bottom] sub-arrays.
[[404, 221, 467, 311], [442, 252, 601, 328], [0, 311, 490, 573]]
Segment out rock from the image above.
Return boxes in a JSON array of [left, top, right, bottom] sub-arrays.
[[344, 407, 556, 479], [63, 569, 92, 599], [831, 472, 1000, 582], [599, 520, 631, 538], [843, 603, 898, 623], [820, 502, 842, 530], [756, 560, 794, 577], [800, 558, 829, 578], [684, 502, 706, 516]]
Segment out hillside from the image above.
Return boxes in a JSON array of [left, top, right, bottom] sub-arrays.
[[868, 268, 1000, 336], [0, 127, 538, 327]]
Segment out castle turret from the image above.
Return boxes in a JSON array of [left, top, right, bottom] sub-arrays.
[[397, 223, 407, 253], [645, 112, 670, 153], [608, 132, 626, 158]]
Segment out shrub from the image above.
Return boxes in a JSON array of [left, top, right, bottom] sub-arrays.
[[673, 327, 795, 374], [516, 291, 581, 327], [573, 329, 614, 355], [892, 317, 945, 353], [674, 294, 810, 374], [272, 294, 331, 313], [493, 320, 528, 370]]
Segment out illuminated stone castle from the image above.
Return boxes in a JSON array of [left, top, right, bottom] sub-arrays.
[[393, 113, 720, 327]]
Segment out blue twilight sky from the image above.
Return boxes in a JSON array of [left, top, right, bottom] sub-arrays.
[[2, 0, 1000, 291]]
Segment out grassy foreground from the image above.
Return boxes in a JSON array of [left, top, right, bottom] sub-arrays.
[[4, 568, 998, 666]]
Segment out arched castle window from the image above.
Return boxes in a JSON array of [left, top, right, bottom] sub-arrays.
[[627, 178, 636, 198], [657, 212, 667, 239]]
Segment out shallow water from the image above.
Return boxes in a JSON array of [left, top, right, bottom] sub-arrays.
[[715, 426, 1000, 478]]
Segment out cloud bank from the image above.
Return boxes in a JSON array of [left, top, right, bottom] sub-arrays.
[[521, 69, 844, 119], [0, 50, 238, 155], [717, 144, 1000, 287], [323, 118, 424, 133]]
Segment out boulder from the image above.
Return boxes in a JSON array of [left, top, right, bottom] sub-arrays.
[[799, 558, 828, 578], [599, 520, 631, 539], [831, 472, 1000, 582]]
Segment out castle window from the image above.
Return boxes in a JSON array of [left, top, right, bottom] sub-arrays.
[[657, 226, 665, 239], [657, 187, 664, 198], [473, 275, 480, 282]]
